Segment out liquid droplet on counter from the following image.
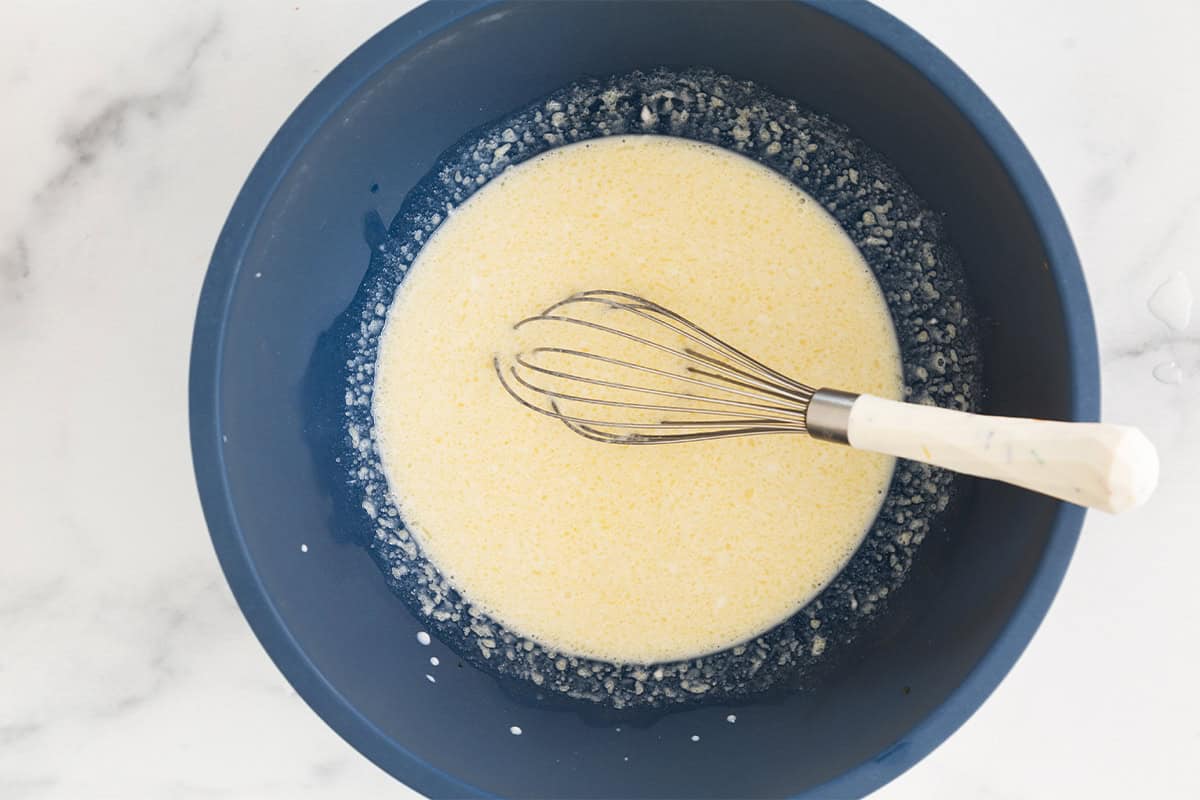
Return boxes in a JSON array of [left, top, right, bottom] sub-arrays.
[[1153, 361, 1184, 384], [1148, 272, 1193, 331]]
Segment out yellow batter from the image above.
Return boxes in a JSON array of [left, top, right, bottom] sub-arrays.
[[373, 136, 902, 664]]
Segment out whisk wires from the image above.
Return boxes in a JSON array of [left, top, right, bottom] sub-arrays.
[[494, 290, 816, 444]]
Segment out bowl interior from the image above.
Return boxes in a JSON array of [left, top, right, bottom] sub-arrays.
[[192, 2, 1093, 797]]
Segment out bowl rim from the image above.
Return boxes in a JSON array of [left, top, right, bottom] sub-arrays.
[[188, 1, 1099, 797]]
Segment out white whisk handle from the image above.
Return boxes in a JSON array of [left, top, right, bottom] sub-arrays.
[[819, 392, 1158, 514]]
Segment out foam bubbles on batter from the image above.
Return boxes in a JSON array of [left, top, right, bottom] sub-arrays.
[[340, 68, 981, 708]]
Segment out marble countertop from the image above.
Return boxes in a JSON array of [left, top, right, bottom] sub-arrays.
[[2, 1, 1197, 797]]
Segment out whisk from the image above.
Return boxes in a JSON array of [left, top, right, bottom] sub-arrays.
[[494, 290, 1157, 513]]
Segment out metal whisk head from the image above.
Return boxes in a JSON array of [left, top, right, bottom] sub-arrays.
[[494, 290, 817, 444]]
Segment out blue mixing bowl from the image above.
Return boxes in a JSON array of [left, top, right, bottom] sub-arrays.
[[190, 1, 1098, 797]]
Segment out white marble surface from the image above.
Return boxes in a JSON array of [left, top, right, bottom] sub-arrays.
[[2, 1, 1197, 797]]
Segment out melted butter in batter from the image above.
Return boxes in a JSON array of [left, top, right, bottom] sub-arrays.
[[373, 136, 902, 664]]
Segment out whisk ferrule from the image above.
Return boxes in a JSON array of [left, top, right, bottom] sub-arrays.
[[804, 389, 860, 445]]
